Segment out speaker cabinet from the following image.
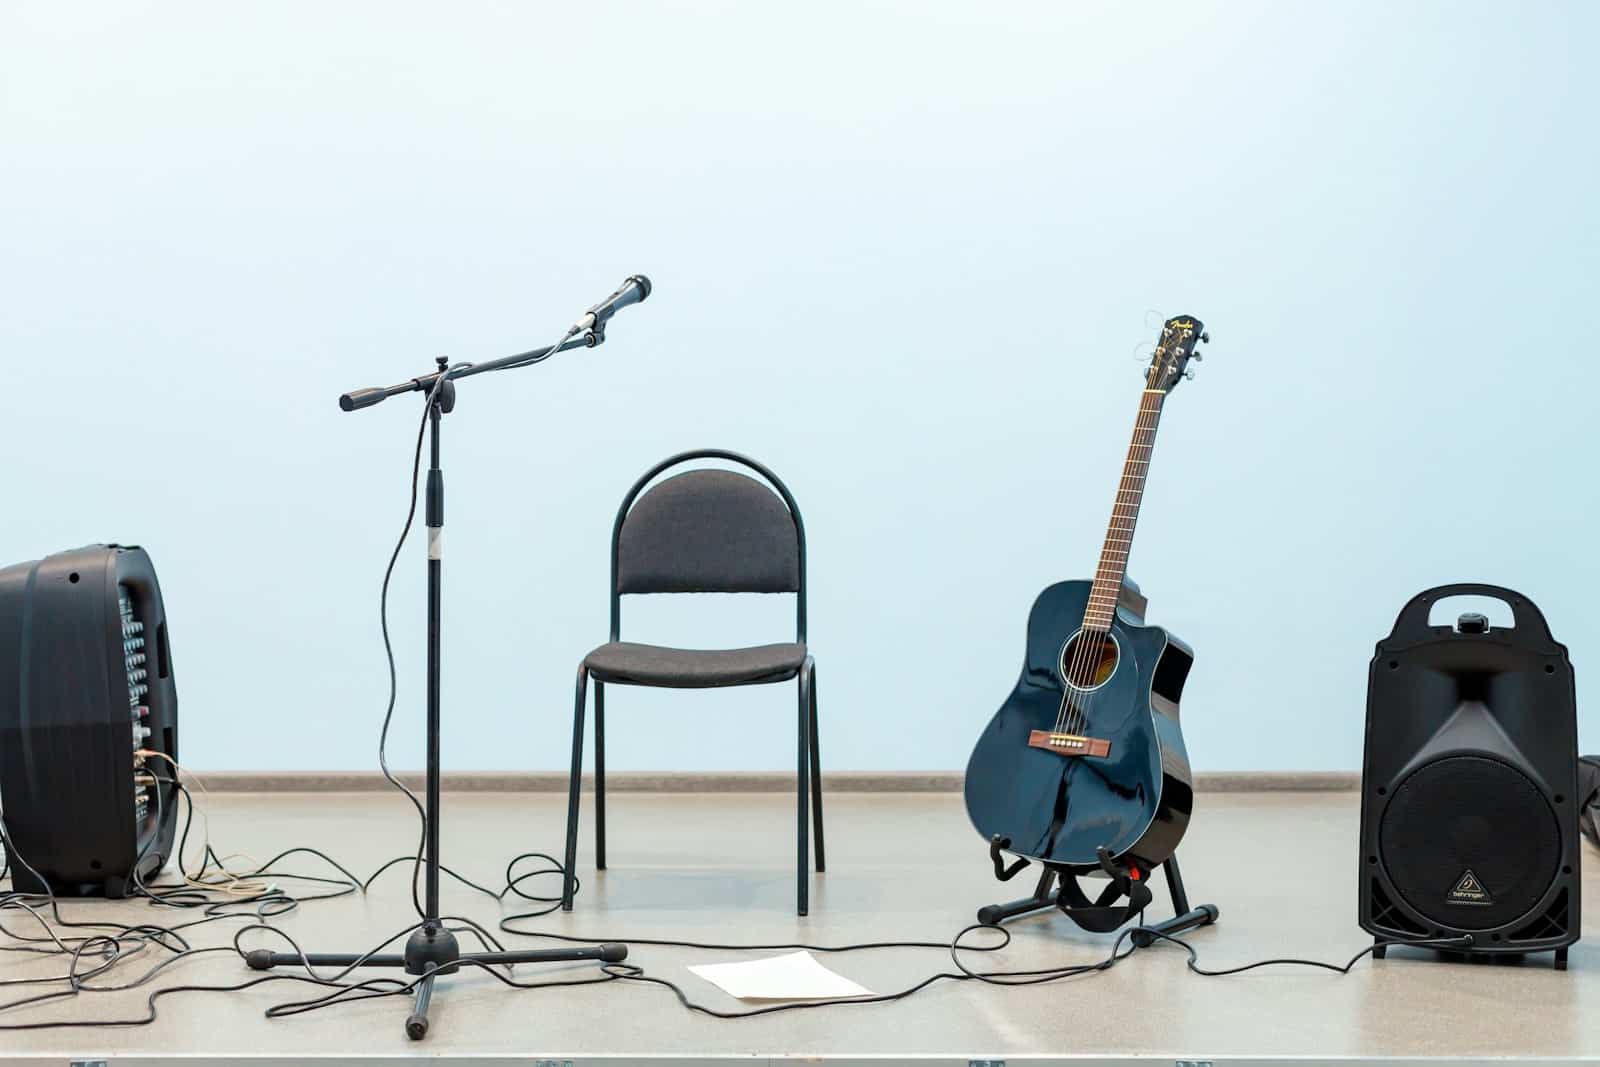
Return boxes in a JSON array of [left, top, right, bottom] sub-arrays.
[[1360, 584, 1578, 968], [0, 544, 179, 898]]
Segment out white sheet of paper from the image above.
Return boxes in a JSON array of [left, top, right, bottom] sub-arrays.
[[686, 950, 875, 1001]]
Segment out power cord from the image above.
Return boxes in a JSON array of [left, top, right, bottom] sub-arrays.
[[2, 753, 1482, 1032], [1135, 926, 1473, 977], [373, 365, 463, 921], [0, 783, 391, 1030]]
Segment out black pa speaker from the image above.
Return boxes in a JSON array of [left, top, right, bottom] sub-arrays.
[[0, 544, 179, 897], [1360, 583, 1579, 968]]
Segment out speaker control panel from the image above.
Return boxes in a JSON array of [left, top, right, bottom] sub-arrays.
[[121, 589, 152, 826]]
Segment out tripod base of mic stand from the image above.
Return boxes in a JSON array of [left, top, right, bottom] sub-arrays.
[[404, 924, 463, 976], [245, 929, 628, 1041]]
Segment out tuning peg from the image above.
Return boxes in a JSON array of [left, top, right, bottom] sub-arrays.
[[1200, 332, 1210, 343], [1190, 352, 1203, 362], [1183, 369, 1196, 380]]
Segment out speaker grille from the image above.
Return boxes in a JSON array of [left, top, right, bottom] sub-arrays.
[[1379, 755, 1560, 930]]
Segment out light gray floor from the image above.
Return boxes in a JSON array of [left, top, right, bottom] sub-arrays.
[[1, 790, 1596, 1061]]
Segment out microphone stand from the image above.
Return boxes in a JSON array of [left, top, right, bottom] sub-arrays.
[[246, 327, 627, 1041]]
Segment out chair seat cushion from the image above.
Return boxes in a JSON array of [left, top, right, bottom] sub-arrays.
[[584, 641, 807, 688]]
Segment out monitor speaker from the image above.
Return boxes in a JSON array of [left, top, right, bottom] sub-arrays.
[[1360, 583, 1578, 969], [0, 544, 179, 897]]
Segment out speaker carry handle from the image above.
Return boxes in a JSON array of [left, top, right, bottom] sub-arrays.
[[1387, 583, 1554, 644]]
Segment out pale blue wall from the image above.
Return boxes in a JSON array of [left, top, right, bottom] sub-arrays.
[[2, 1, 1594, 772]]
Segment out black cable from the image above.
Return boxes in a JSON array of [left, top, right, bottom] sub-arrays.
[[0, 697, 1498, 1034], [362, 854, 504, 900], [561, 923, 1127, 1021], [0, 771, 426, 1031], [367, 340, 562, 921], [373, 370, 454, 921], [2, 779, 1493, 1033], [564, 923, 1481, 1021], [1134, 927, 1475, 977], [3, 717, 1489, 1031], [129, 781, 365, 921], [0, 970, 413, 1032]]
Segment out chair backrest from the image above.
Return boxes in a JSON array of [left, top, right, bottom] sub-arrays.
[[610, 450, 806, 642]]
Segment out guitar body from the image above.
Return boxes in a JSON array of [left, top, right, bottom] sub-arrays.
[[963, 578, 1195, 870]]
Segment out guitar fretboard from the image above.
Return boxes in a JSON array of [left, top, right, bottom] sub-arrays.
[[1083, 388, 1165, 631]]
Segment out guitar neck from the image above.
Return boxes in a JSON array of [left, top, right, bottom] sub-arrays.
[[1083, 388, 1166, 631]]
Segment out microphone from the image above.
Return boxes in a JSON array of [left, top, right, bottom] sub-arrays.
[[569, 274, 651, 336]]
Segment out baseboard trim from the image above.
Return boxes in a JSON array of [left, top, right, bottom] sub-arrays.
[[193, 770, 1359, 793]]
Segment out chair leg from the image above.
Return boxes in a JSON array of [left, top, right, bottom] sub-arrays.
[[808, 662, 825, 873], [561, 665, 589, 911], [796, 658, 812, 916], [594, 681, 607, 871]]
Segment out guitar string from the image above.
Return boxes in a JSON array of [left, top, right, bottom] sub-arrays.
[[1065, 389, 1160, 738], [1072, 322, 1178, 734], [1054, 471, 1105, 732], [1054, 346, 1155, 736], [1055, 331, 1169, 737], [1075, 390, 1162, 741], [1057, 363, 1144, 738]]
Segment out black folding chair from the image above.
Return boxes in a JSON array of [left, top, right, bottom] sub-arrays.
[[561, 449, 824, 915]]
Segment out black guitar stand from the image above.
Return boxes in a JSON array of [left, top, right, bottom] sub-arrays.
[[978, 835, 1218, 946], [246, 341, 628, 1041]]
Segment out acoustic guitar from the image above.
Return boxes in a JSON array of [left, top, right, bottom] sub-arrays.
[[964, 315, 1207, 871]]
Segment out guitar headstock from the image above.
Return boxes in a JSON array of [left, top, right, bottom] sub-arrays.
[[1144, 314, 1209, 394]]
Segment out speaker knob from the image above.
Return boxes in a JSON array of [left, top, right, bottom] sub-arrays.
[[1457, 612, 1490, 634]]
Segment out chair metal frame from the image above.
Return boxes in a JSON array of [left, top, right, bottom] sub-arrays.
[[561, 449, 825, 915]]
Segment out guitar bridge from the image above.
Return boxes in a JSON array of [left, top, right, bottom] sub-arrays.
[[1028, 730, 1112, 759]]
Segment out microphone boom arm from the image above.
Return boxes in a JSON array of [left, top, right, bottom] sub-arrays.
[[339, 329, 601, 412]]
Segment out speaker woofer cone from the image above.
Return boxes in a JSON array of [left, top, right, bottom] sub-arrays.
[[1378, 755, 1560, 931]]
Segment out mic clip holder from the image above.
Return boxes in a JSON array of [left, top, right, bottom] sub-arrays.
[[431, 359, 458, 415]]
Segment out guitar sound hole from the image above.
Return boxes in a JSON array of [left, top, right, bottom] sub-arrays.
[[1059, 631, 1119, 691]]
